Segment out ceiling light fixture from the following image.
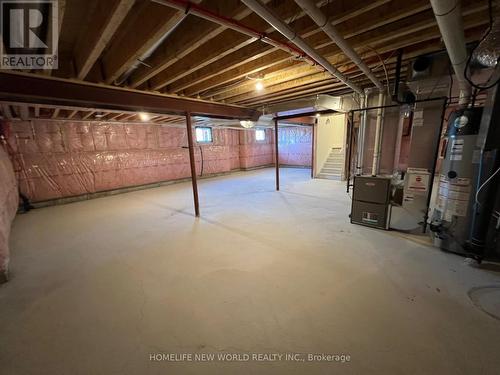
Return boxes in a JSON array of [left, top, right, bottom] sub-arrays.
[[240, 120, 255, 128], [139, 112, 150, 121], [255, 81, 264, 91]]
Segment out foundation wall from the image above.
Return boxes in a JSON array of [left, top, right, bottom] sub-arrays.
[[0, 143, 19, 281], [278, 127, 312, 167], [4, 120, 266, 203]]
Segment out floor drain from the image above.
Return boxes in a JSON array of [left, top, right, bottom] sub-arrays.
[[468, 286, 500, 321]]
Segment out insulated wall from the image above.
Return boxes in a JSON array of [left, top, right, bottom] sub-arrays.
[[278, 127, 312, 166], [0, 143, 18, 281], [239, 129, 274, 169], [4, 120, 248, 203]]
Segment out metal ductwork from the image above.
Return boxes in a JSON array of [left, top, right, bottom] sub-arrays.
[[262, 94, 343, 114], [371, 92, 386, 176], [293, 0, 384, 91], [241, 0, 363, 95], [430, 0, 472, 105]]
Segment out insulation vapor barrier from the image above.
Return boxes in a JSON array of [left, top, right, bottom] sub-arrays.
[[4, 120, 248, 203], [0, 143, 18, 280], [278, 127, 312, 166], [239, 129, 274, 169]]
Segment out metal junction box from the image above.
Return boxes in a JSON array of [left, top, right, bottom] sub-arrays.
[[351, 176, 391, 230]]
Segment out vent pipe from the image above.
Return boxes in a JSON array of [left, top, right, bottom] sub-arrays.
[[241, 0, 363, 95], [356, 93, 368, 175], [294, 0, 384, 91], [371, 92, 386, 176], [430, 0, 471, 105]]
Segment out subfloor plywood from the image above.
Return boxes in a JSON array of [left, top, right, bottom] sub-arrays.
[[1, 168, 500, 374]]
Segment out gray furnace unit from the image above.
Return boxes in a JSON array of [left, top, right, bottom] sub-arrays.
[[351, 176, 391, 230]]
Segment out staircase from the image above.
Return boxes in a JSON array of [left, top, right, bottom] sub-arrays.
[[317, 148, 344, 180]]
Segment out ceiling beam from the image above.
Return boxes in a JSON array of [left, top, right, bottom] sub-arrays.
[[0, 72, 259, 120], [75, 0, 134, 80]]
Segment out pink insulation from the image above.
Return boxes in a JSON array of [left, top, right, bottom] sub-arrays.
[[0, 143, 19, 280], [239, 129, 274, 169], [278, 127, 312, 166], [5, 120, 245, 203]]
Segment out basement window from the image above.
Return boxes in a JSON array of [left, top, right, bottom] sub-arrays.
[[255, 129, 266, 141], [195, 127, 213, 143]]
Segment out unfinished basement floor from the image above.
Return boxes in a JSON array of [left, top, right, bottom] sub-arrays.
[[1, 168, 500, 375]]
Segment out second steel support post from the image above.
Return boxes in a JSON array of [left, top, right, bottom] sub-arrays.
[[185, 112, 200, 217], [311, 121, 315, 178], [275, 119, 280, 191]]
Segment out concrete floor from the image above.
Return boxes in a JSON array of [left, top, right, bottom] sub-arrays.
[[1, 168, 500, 375]]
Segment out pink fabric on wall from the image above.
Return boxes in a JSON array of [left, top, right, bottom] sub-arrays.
[[0, 142, 19, 280], [6, 121, 265, 203], [278, 127, 312, 166]]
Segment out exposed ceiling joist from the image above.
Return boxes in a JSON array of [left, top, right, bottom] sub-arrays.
[[102, 1, 186, 84], [75, 0, 135, 79]]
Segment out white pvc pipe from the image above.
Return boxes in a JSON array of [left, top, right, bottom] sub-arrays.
[[430, 0, 471, 105], [356, 93, 368, 175], [294, 0, 384, 91], [392, 108, 406, 172], [241, 0, 363, 95], [371, 92, 385, 176]]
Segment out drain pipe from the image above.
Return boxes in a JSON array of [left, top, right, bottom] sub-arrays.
[[114, 16, 185, 85], [241, 0, 363, 95], [371, 92, 386, 176], [430, 0, 471, 105], [294, 0, 384, 91]]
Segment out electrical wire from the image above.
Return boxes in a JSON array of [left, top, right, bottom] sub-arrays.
[[464, 0, 500, 90], [475, 165, 500, 206], [448, 64, 454, 101], [366, 45, 390, 96]]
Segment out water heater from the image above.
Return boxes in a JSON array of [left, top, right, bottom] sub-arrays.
[[432, 107, 483, 254]]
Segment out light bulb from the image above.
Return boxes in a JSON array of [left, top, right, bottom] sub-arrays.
[[139, 112, 150, 121], [255, 81, 264, 91], [240, 120, 255, 128]]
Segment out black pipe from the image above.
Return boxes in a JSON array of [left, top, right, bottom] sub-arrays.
[[349, 96, 448, 113], [422, 98, 448, 233], [273, 109, 338, 121], [346, 111, 355, 193], [392, 49, 403, 103]]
